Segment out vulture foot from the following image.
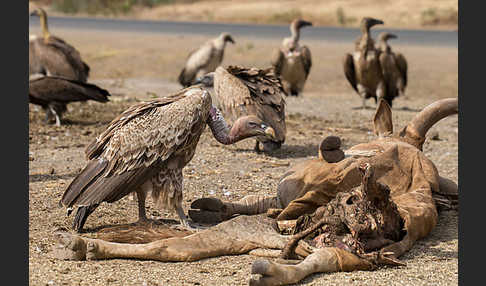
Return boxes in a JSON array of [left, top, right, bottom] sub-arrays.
[[50, 232, 88, 261]]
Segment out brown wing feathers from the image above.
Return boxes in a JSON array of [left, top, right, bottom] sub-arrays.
[[29, 76, 110, 104], [60, 88, 208, 211]]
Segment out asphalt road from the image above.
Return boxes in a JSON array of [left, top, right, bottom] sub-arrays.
[[29, 16, 457, 48]]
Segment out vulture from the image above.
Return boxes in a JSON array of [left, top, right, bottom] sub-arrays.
[[195, 65, 286, 153], [59, 86, 276, 232], [271, 19, 313, 96], [343, 17, 386, 109], [376, 32, 408, 106], [29, 8, 90, 82], [29, 75, 110, 126], [178, 32, 235, 87]]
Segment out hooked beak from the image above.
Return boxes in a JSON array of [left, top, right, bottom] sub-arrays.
[[228, 37, 235, 44], [30, 10, 39, 17], [263, 125, 276, 139]]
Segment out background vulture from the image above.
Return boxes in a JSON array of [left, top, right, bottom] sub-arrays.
[[376, 32, 408, 106], [343, 17, 385, 109], [29, 8, 90, 82], [29, 75, 111, 126], [196, 65, 287, 153], [178, 32, 235, 87], [271, 19, 313, 96], [59, 86, 276, 232]]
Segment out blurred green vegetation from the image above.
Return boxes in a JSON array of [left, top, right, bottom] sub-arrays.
[[51, 0, 196, 15]]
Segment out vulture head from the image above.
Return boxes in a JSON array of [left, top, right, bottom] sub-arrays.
[[220, 32, 236, 44], [232, 115, 276, 141], [292, 19, 313, 30], [30, 7, 47, 18], [195, 72, 215, 87], [378, 32, 397, 42], [361, 17, 384, 32]]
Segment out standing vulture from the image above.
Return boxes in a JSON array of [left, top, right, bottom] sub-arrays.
[[29, 8, 90, 82], [376, 32, 408, 106], [59, 86, 276, 232], [195, 66, 286, 153], [271, 19, 313, 96], [178, 32, 235, 87], [343, 17, 385, 109], [29, 75, 110, 126]]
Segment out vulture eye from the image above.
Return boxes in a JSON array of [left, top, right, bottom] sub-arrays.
[[260, 124, 267, 129], [248, 122, 258, 128]]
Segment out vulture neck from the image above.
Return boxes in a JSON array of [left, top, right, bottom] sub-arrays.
[[289, 23, 300, 44], [358, 27, 374, 55], [378, 40, 391, 53], [39, 12, 51, 41], [214, 36, 227, 50], [207, 106, 247, 145]]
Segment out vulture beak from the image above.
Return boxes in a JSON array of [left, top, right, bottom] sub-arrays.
[[262, 124, 276, 139], [30, 10, 39, 17], [227, 36, 235, 44], [300, 20, 313, 28], [372, 18, 384, 26], [388, 33, 398, 40]]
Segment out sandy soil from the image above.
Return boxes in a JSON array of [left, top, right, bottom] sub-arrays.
[[29, 27, 458, 285]]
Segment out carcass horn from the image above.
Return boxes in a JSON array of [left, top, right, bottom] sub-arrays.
[[399, 98, 458, 150]]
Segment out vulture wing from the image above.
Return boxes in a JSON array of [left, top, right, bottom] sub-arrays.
[[343, 53, 358, 93], [30, 38, 90, 82], [178, 42, 216, 86], [300, 45, 312, 79], [394, 52, 408, 88], [270, 48, 285, 75], [213, 66, 287, 143], [29, 76, 110, 104], [60, 87, 211, 208]]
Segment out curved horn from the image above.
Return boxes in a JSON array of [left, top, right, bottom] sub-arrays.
[[400, 98, 458, 149]]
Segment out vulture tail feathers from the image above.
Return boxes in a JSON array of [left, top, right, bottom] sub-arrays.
[[59, 159, 108, 208]]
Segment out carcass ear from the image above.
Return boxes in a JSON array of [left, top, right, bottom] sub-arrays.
[[373, 99, 393, 137]]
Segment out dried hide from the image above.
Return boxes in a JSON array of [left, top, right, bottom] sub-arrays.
[[49, 98, 458, 286]]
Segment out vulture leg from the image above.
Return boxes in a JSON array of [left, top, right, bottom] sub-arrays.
[[135, 186, 149, 224], [48, 105, 62, 126], [357, 85, 368, 109], [254, 140, 262, 153]]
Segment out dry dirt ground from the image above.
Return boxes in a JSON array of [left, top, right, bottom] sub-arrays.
[[29, 27, 458, 285]]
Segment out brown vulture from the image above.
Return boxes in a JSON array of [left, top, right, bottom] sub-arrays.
[[376, 32, 408, 105], [195, 65, 286, 153], [59, 86, 276, 232], [29, 8, 90, 82], [343, 17, 386, 109], [29, 75, 110, 126], [178, 32, 235, 87], [271, 19, 313, 96]]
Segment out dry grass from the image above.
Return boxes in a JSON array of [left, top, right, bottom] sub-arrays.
[[30, 0, 458, 30]]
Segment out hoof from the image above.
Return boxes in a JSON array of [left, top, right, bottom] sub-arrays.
[[251, 259, 271, 275], [86, 241, 100, 261], [190, 197, 225, 211], [49, 232, 87, 261]]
